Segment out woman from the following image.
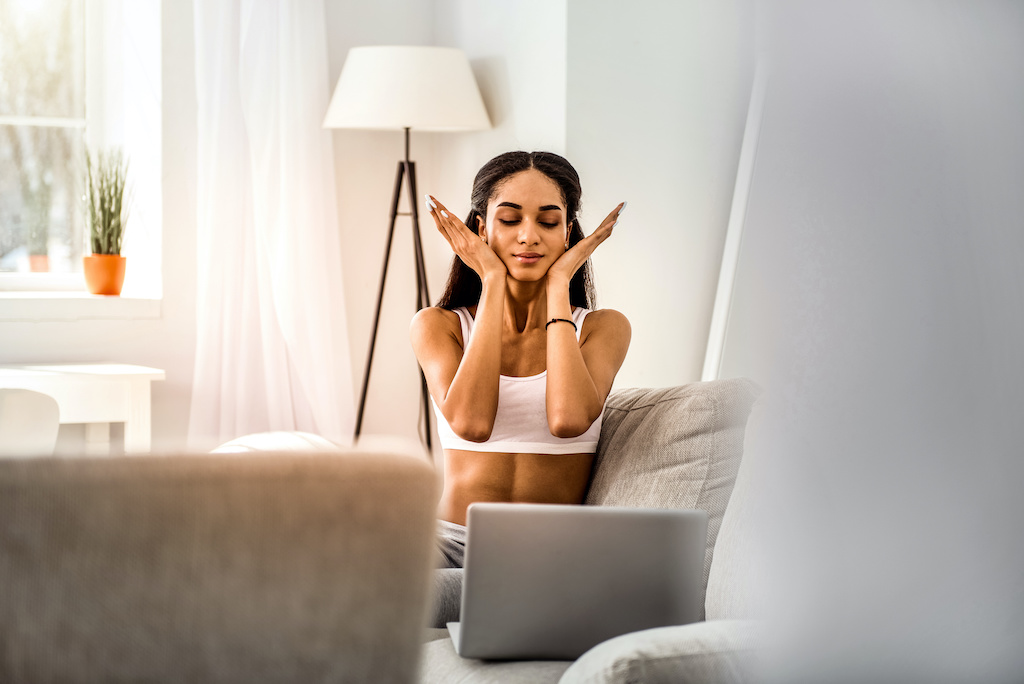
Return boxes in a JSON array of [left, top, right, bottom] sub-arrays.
[[411, 151, 630, 572]]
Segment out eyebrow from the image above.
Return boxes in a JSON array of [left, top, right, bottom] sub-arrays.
[[496, 202, 562, 212]]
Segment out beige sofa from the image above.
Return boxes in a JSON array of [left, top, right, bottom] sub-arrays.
[[420, 377, 762, 683]]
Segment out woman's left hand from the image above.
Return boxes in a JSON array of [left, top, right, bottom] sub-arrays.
[[546, 202, 625, 285]]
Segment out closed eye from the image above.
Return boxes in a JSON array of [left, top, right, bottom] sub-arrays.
[[496, 219, 560, 228]]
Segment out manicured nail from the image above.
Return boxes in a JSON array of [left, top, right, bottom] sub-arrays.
[[441, 210, 449, 218], [424, 194, 436, 209], [618, 201, 627, 215], [612, 220, 618, 228]]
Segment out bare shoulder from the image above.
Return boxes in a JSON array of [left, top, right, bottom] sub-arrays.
[[410, 306, 463, 347], [582, 308, 630, 335], [580, 308, 631, 347]]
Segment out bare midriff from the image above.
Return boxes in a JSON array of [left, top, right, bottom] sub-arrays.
[[437, 449, 596, 526]]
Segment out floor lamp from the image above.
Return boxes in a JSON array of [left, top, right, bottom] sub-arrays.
[[323, 46, 491, 449]]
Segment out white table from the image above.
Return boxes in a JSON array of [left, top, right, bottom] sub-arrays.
[[0, 363, 166, 454]]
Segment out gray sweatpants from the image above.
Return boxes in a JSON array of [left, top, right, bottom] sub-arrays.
[[431, 520, 467, 627], [435, 519, 467, 569]]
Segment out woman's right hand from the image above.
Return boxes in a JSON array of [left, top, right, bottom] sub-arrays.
[[426, 195, 507, 281]]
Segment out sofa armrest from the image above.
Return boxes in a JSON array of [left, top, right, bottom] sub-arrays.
[[558, 619, 762, 684]]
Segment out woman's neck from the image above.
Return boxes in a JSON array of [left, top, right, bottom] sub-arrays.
[[503, 277, 550, 333]]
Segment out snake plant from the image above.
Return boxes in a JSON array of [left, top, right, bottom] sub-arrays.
[[85, 148, 130, 255]]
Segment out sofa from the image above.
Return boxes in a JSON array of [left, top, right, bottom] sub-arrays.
[[420, 377, 763, 683]]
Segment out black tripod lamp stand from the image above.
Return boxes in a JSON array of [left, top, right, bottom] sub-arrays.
[[324, 46, 491, 449]]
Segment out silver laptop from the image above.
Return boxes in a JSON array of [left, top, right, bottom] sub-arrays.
[[447, 503, 708, 660]]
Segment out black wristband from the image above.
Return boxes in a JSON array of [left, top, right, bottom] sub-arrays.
[[545, 318, 577, 332]]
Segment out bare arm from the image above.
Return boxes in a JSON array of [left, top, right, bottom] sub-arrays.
[[409, 196, 508, 442], [545, 203, 631, 437]]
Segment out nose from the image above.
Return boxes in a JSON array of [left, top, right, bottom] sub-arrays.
[[517, 219, 541, 245]]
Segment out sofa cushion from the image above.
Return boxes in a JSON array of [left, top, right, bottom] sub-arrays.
[[420, 636, 572, 684], [558, 619, 761, 684], [584, 379, 761, 619]]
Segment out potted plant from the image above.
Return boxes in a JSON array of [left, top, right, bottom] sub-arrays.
[[83, 148, 130, 295]]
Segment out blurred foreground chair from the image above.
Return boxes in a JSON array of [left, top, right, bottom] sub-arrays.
[[0, 443, 439, 683], [0, 388, 60, 457]]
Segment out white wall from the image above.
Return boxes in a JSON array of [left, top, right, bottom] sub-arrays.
[[567, 0, 755, 388], [432, 0, 567, 157]]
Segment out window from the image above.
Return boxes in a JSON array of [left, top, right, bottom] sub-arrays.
[[0, 0, 161, 300], [0, 0, 86, 284]]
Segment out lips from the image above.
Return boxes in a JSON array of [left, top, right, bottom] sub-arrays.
[[514, 252, 542, 264]]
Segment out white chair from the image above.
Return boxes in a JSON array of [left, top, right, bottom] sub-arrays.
[[0, 389, 60, 457]]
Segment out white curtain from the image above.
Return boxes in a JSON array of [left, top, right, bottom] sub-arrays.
[[189, 0, 354, 449]]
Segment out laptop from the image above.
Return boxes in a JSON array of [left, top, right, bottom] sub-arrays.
[[447, 502, 708, 660]]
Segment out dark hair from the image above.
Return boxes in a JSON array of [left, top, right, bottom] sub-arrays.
[[435, 151, 595, 310]]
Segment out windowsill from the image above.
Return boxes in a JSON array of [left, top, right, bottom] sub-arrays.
[[0, 291, 161, 321]]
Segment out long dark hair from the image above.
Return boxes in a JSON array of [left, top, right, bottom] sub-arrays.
[[435, 151, 595, 310]]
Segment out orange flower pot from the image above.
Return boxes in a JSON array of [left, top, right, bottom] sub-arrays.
[[83, 255, 127, 296], [29, 255, 50, 272]]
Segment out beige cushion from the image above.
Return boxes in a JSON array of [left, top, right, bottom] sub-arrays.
[[559, 620, 761, 684], [584, 379, 761, 619], [420, 636, 572, 684], [0, 448, 438, 683]]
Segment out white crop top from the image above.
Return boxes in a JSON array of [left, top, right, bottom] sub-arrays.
[[432, 306, 603, 454]]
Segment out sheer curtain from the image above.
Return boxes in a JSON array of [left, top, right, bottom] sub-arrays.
[[189, 0, 354, 449]]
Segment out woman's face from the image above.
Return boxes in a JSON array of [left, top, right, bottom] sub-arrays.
[[478, 169, 569, 282]]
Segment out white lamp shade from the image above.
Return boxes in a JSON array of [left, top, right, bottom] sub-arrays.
[[324, 46, 491, 132]]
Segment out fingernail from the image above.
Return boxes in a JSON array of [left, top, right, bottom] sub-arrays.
[[424, 194, 436, 209], [441, 210, 449, 218], [618, 201, 627, 215], [612, 220, 618, 228]]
